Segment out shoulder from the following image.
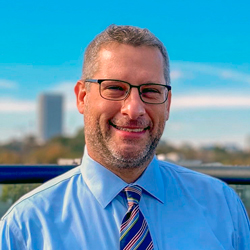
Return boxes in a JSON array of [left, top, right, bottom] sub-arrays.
[[0, 166, 88, 249], [157, 159, 240, 206], [158, 160, 250, 221], [158, 159, 228, 188], [156, 159, 250, 248], [1, 166, 83, 221], [157, 160, 250, 224]]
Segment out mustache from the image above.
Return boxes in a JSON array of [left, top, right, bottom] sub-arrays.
[[109, 118, 151, 128]]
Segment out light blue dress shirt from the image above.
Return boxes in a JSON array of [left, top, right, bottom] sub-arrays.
[[0, 150, 250, 249]]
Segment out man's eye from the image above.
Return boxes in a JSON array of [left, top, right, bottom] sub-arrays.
[[106, 85, 125, 91], [142, 88, 161, 94]]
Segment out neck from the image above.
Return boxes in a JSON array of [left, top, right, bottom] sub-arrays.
[[86, 147, 153, 183], [107, 164, 149, 183], [85, 141, 155, 183]]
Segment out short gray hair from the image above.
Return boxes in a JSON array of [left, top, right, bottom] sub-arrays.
[[82, 24, 170, 85]]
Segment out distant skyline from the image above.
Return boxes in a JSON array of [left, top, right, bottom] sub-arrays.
[[1, 0, 250, 148], [38, 93, 64, 142]]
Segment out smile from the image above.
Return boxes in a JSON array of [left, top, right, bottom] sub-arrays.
[[109, 121, 149, 133]]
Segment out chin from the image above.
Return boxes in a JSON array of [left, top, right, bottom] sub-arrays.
[[118, 144, 144, 154], [113, 145, 148, 161]]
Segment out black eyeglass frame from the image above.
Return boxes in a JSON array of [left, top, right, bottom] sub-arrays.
[[85, 79, 172, 104]]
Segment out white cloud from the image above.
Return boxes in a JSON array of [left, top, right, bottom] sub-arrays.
[[0, 99, 35, 113], [220, 70, 250, 83], [0, 79, 18, 89], [171, 61, 250, 84], [170, 70, 183, 80], [172, 95, 250, 109], [175, 62, 223, 76]]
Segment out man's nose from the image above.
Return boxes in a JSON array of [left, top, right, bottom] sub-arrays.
[[120, 88, 146, 119]]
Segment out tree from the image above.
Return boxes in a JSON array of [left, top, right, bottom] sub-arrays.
[[1, 184, 40, 204]]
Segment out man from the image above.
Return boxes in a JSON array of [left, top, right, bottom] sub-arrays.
[[0, 25, 249, 249]]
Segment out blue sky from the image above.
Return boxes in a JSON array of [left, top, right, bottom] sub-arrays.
[[1, 0, 250, 148]]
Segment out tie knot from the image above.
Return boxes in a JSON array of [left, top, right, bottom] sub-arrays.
[[124, 185, 142, 207]]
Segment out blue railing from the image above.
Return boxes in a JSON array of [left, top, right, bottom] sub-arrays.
[[1, 165, 250, 184], [0, 165, 76, 184]]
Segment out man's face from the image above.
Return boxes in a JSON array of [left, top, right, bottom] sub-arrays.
[[75, 43, 171, 171]]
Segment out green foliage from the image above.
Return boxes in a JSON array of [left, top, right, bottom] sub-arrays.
[[0, 150, 22, 164], [50, 129, 85, 158], [155, 140, 176, 155], [0, 128, 85, 164], [155, 142, 250, 166], [1, 184, 40, 204], [0, 129, 86, 209], [27, 142, 70, 163]]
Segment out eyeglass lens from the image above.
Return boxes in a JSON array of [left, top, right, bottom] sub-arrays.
[[100, 80, 168, 104]]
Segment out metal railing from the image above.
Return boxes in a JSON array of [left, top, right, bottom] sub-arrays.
[[0, 165, 77, 184], [1, 165, 250, 184]]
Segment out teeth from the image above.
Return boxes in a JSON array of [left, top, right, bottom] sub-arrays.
[[116, 127, 144, 132]]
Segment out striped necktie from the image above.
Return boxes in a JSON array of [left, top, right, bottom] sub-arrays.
[[120, 185, 154, 250]]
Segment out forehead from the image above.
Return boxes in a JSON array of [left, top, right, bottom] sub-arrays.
[[94, 43, 165, 83]]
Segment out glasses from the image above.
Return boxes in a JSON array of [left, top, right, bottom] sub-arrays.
[[85, 79, 171, 104]]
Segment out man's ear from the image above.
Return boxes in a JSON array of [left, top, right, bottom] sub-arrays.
[[165, 91, 171, 121], [74, 80, 87, 114]]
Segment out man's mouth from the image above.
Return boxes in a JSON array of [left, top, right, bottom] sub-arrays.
[[109, 121, 150, 133]]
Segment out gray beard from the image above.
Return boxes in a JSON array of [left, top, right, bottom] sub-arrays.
[[85, 120, 164, 170], [105, 136, 159, 169]]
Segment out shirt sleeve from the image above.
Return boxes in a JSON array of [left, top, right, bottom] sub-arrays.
[[224, 184, 250, 250], [0, 218, 27, 250], [235, 196, 250, 250]]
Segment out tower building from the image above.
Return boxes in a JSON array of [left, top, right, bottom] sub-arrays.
[[38, 93, 64, 142]]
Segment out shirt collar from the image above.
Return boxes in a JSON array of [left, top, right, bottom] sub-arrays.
[[80, 147, 165, 208], [134, 156, 165, 204]]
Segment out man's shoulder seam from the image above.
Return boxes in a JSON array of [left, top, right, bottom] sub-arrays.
[[1, 167, 82, 220]]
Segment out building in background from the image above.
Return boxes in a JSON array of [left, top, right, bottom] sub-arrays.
[[38, 93, 64, 143], [246, 135, 250, 152]]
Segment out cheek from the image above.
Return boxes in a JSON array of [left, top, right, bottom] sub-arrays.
[[99, 101, 121, 117], [86, 101, 119, 126], [150, 108, 167, 127]]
